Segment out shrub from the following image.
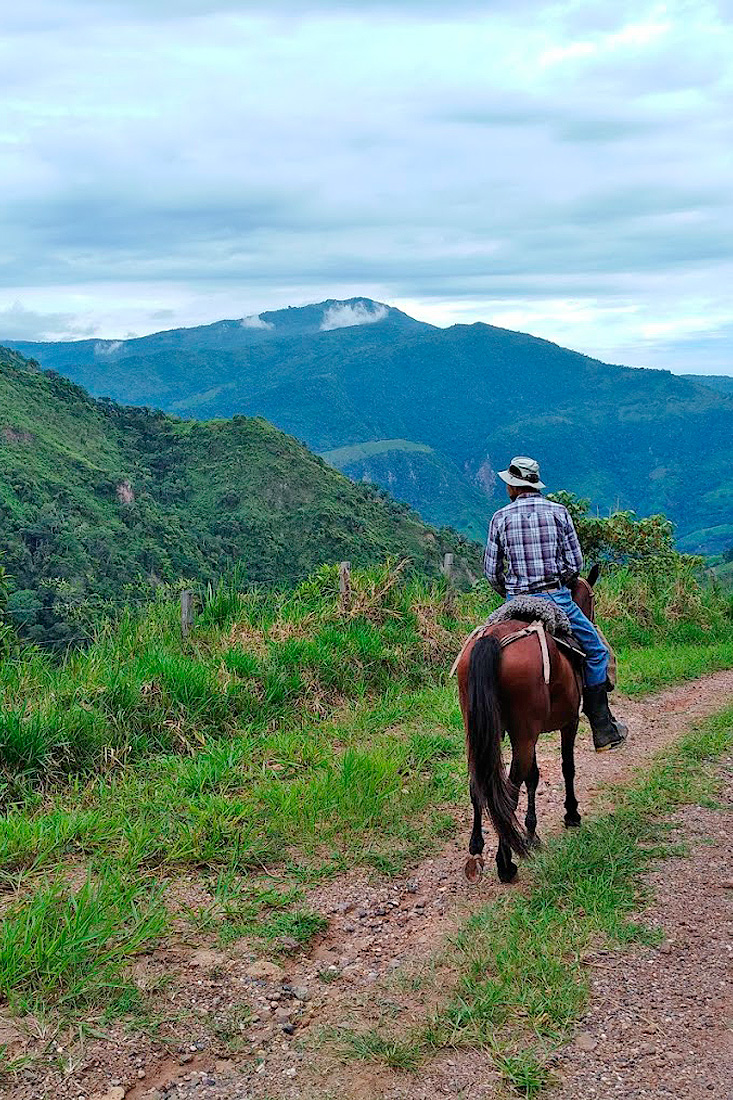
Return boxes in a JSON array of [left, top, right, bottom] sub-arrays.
[[548, 491, 700, 574]]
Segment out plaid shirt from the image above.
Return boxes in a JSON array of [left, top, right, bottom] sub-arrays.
[[483, 492, 583, 597]]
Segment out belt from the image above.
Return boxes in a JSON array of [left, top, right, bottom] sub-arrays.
[[530, 582, 562, 594]]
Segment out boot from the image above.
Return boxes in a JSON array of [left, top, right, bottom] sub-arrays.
[[583, 685, 628, 752]]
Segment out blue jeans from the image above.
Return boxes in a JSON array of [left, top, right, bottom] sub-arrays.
[[509, 587, 609, 687]]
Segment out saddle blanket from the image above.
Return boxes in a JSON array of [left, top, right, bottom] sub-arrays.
[[450, 595, 598, 681], [485, 594, 573, 636]]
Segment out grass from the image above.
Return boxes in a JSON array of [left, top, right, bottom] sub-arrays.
[[208, 1002, 253, 1049], [320, 439, 434, 465], [0, 564, 475, 789], [0, 688, 464, 879], [1, 562, 729, 791], [253, 907, 328, 947], [346, 706, 733, 1097], [345, 1031, 423, 1071], [0, 875, 168, 1016], [616, 640, 733, 694], [0, 561, 732, 1041], [494, 1051, 550, 1098]]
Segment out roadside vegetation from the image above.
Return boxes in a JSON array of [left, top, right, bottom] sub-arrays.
[[0, 506, 732, 1080]]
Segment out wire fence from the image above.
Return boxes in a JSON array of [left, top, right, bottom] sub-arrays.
[[3, 596, 159, 616], [1, 554, 459, 644]]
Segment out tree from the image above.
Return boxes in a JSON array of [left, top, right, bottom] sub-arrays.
[[547, 491, 698, 573]]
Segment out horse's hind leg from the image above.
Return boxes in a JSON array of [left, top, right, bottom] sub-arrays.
[[465, 781, 486, 884], [561, 720, 581, 827], [524, 751, 540, 845], [496, 735, 536, 883], [469, 781, 484, 856]]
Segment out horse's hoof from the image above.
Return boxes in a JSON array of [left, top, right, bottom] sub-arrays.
[[527, 833, 542, 851], [498, 862, 518, 884], [564, 815, 582, 829], [464, 855, 485, 884]]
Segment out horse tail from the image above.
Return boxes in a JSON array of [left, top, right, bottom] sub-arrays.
[[467, 635, 529, 857]]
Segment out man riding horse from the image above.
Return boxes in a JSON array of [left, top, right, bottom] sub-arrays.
[[484, 455, 627, 752]]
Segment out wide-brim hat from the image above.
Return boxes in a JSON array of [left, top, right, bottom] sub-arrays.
[[498, 456, 546, 490]]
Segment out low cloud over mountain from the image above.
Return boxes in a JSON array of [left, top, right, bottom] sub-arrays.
[[320, 301, 389, 330]]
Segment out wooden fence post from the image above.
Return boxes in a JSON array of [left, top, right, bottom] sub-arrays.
[[442, 553, 456, 613], [339, 561, 352, 611], [180, 589, 194, 638]]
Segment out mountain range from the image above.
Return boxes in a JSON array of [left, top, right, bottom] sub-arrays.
[[0, 345, 473, 646], [8, 297, 733, 555]]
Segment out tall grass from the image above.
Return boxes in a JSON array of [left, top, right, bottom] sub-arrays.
[[2, 560, 730, 790], [598, 564, 733, 693], [0, 563, 486, 790], [0, 874, 168, 1014], [597, 562, 733, 647]]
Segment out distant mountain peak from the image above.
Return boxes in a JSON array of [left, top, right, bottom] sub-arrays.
[[3, 297, 432, 364], [319, 299, 388, 330], [256, 297, 428, 335]]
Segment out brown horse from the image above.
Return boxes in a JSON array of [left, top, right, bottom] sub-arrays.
[[456, 568, 599, 884]]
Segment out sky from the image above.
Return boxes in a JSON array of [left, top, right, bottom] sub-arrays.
[[2, 0, 733, 373]]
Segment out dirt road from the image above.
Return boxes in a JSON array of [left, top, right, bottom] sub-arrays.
[[6, 670, 733, 1100], [550, 775, 733, 1100]]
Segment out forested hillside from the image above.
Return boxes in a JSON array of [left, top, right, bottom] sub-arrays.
[[683, 374, 733, 396], [0, 347, 476, 645], [10, 299, 733, 554]]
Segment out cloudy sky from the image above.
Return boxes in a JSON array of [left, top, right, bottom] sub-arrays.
[[2, 0, 733, 373]]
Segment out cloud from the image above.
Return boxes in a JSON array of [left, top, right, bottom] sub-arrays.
[[240, 313, 274, 329], [74, 0, 516, 19], [94, 339, 125, 355], [320, 301, 389, 330], [611, 322, 733, 375], [1, 0, 733, 373], [0, 301, 95, 341]]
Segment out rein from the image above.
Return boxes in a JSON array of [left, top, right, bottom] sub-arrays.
[[573, 576, 595, 621]]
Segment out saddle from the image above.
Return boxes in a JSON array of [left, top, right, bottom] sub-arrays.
[[487, 596, 587, 664], [450, 595, 587, 684]]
